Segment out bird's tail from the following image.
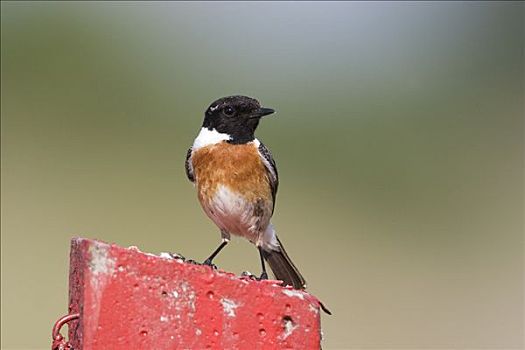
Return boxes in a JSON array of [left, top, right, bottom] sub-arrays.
[[262, 236, 306, 290]]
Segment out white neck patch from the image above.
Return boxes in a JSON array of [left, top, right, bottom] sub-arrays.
[[193, 127, 231, 150]]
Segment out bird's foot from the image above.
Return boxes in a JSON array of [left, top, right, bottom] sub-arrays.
[[202, 259, 218, 270], [258, 271, 268, 281], [162, 253, 220, 270]]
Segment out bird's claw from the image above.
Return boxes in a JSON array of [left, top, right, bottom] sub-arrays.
[[258, 272, 268, 281], [203, 259, 218, 269]]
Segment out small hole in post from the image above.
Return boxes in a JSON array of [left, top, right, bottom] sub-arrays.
[[283, 315, 293, 323], [282, 315, 295, 336]]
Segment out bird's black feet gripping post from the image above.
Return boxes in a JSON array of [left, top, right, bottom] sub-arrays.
[[258, 247, 269, 280], [203, 240, 229, 266]]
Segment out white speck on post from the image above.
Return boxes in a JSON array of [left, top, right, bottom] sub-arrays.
[[89, 242, 116, 276], [308, 304, 319, 314], [282, 317, 297, 339], [159, 252, 173, 259], [282, 289, 305, 300], [221, 298, 239, 317]]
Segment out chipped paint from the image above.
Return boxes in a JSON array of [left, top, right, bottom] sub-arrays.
[[178, 282, 196, 312], [308, 303, 319, 314], [70, 238, 321, 347], [89, 242, 116, 276], [282, 289, 305, 300], [88, 241, 116, 296], [282, 318, 298, 339], [87, 241, 117, 335], [221, 298, 239, 317], [187, 290, 196, 312], [159, 252, 173, 259]]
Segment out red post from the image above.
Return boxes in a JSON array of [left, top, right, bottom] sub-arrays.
[[66, 238, 322, 349]]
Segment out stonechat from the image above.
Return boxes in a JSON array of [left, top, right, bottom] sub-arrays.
[[185, 95, 306, 289]]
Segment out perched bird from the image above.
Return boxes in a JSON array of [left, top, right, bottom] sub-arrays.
[[185, 95, 306, 289]]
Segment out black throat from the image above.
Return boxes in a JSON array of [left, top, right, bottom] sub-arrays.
[[201, 95, 267, 145], [202, 118, 259, 145]]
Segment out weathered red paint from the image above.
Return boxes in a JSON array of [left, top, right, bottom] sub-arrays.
[[67, 238, 322, 349]]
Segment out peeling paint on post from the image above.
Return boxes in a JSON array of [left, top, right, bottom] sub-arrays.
[[67, 238, 323, 349]]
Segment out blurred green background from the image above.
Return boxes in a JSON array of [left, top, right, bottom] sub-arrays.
[[1, 2, 523, 349]]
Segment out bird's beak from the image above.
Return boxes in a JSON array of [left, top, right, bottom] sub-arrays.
[[252, 107, 275, 118]]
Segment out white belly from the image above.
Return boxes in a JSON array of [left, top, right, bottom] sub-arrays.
[[201, 185, 273, 245]]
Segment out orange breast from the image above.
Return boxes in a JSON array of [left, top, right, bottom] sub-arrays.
[[191, 142, 272, 204]]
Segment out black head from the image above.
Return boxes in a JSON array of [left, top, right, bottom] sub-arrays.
[[202, 95, 275, 144]]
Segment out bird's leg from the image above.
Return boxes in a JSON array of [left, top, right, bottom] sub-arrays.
[[258, 246, 268, 280], [203, 239, 229, 267]]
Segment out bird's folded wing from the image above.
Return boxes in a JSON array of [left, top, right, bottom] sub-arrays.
[[185, 147, 195, 183], [257, 142, 279, 212]]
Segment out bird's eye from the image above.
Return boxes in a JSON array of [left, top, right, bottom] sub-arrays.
[[223, 106, 235, 116]]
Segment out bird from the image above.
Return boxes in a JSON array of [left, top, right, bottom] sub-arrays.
[[184, 95, 306, 289]]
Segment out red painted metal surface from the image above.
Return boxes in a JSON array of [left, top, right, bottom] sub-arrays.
[[67, 238, 322, 349]]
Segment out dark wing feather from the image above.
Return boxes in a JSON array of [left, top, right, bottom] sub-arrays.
[[185, 147, 195, 182], [258, 142, 278, 212]]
